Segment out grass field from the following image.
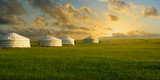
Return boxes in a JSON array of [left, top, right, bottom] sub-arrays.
[[0, 39, 160, 80]]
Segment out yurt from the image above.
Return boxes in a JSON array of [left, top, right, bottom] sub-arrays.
[[38, 35, 62, 47], [83, 36, 99, 43], [62, 37, 75, 46], [0, 33, 31, 48]]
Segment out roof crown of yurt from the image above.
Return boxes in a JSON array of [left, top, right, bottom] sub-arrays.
[[62, 36, 75, 46], [0, 32, 31, 48], [37, 31, 62, 47], [83, 36, 99, 43]]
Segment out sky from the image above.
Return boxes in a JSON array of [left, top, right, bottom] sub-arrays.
[[0, 0, 160, 39]]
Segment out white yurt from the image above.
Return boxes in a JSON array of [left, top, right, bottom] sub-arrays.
[[0, 33, 31, 48], [62, 37, 75, 46], [38, 35, 62, 47], [83, 36, 99, 43]]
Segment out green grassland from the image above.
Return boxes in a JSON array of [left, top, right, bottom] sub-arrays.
[[0, 39, 160, 80]]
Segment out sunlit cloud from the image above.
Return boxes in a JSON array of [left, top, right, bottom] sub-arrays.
[[0, 0, 160, 39], [140, 6, 160, 18]]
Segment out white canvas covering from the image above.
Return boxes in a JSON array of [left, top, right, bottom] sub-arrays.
[[83, 36, 99, 43], [38, 35, 62, 47], [62, 37, 75, 46], [0, 33, 31, 48]]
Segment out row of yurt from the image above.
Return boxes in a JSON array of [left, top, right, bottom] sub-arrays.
[[37, 36, 75, 47], [0, 33, 99, 48], [0, 33, 31, 48]]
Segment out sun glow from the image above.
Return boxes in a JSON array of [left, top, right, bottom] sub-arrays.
[[106, 30, 120, 37]]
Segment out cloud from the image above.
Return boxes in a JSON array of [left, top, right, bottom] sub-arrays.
[[127, 30, 150, 36], [0, 16, 14, 25], [99, 0, 131, 8], [0, 0, 29, 33], [108, 15, 119, 21], [0, 0, 113, 40], [0, 0, 26, 25], [78, 0, 88, 1], [0, 27, 53, 40], [141, 6, 160, 18], [112, 30, 150, 37], [0, 16, 28, 32], [26, 0, 112, 39], [34, 16, 47, 28], [57, 0, 72, 2], [111, 31, 160, 39], [100, 0, 160, 18], [112, 32, 125, 37], [99, 0, 137, 15], [27, 0, 78, 25], [81, 6, 91, 14], [27, 0, 86, 27], [105, 11, 119, 21]]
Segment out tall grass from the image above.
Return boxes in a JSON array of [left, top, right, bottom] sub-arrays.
[[0, 39, 160, 80]]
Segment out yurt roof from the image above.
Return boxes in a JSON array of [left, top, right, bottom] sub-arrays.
[[84, 36, 98, 39], [39, 35, 61, 41], [62, 37, 75, 40], [0, 33, 29, 40]]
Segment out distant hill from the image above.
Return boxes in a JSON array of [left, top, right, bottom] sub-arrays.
[[100, 34, 160, 40]]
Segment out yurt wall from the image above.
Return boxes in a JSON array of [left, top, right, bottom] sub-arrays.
[[0, 33, 31, 48], [83, 36, 99, 43], [62, 37, 75, 46], [38, 35, 62, 47]]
